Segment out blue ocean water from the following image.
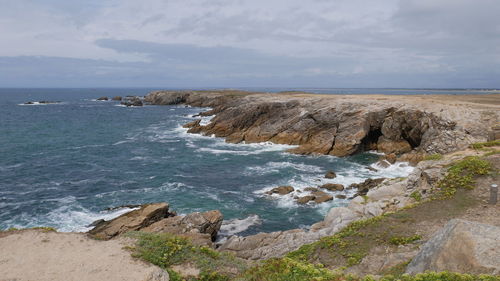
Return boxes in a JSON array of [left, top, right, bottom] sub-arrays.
[[1, 87, 467, 236]]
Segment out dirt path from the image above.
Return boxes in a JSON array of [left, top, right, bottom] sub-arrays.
[[0, 230, 168, 281]]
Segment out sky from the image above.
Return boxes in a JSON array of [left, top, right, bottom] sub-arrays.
[[0, 0, 499, 88]]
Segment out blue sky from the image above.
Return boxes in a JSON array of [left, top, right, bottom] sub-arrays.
[[0, 0, 499, 88]]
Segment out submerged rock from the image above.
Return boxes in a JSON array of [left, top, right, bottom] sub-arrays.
[[406, 219, 500, 275], [97, 96, 108, 101]]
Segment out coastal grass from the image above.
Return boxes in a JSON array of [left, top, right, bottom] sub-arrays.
[[470, 140, 500, 149], [423, 153, 443, 161], [433, 156, 492, 199], [126, 231, 246, 281]]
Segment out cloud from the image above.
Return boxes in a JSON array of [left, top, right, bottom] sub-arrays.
[[0, 0, 498, 87]]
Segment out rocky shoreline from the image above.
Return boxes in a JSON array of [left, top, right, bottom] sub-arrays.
[[3, 90, 499, 280]]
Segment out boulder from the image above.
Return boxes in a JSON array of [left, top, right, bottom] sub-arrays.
[[335, 194, 347, 199], [296, 195, 315, 204], [312, 191, 333, 203], [325, 170, 337, 179], [88, 203, 170, 240], [112, 96, 122, 101], [406, 219, 500, 275], [97, 96, 108, 101], [265, 186, 294, 195], [385, 153, 397, 164], [320, 183, 344, 191], [143, 210, 223, 242]]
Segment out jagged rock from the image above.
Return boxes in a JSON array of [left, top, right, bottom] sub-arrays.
[[88, 203, 170, 240], [183, 119, 201, 129], [144, 91, 494, 157], [349, 178, 386, 196], [297, 195, 315, 204], [97, 96, 108, 101], [121, 97, 143, 107], [112, 96, 122, 101], [304, 187, 319, 192], [143, 210, 223, 242], [320, 183, 344, 191], [406, 219, 500, 275], [325, 170, 337, 179], [265, 186, 294, 195]]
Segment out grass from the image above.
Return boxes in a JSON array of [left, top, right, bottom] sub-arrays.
[[470, 140, 500, 149], [423, 153, 443, 161], [126, 232, 246, 280], [434, 156, 492, 199], [389, 235, 422, 246], [1, 226, 57, 232]]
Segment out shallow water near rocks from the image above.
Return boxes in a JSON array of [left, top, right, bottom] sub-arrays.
[[0, 88, 414, 236]]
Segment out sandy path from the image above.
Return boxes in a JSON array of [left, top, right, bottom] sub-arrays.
[[0, 230, 168, 281]]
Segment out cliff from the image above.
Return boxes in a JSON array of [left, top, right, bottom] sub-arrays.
[[145, 90, 499, 159]]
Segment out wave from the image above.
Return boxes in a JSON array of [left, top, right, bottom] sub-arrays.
[[218, 214, 262, 237], [245, 161, 323, 176]]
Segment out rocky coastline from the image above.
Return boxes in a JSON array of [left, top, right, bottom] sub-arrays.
[[2, 90, 499, 280]]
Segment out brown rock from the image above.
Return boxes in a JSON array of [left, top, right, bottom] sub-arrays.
[[335, 194, 347, 199], [349, 178, 385, 196], [377, 136, 412, 155], [266, 186, 294, 195], [88, 203, 169, 240], [183, 119, 201, 129], [313, 192, 333, 203], [97, 96, 108, 101], [320, 183, 344, 191], [112, 96, 122, 101], [325, 170, 336, 179], [304, 187, 319, 192], [296, 195, 315, 204], [385, 153, 397, 164]]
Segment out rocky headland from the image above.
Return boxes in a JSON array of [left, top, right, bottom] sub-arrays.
[[2, 90, 499, 280]]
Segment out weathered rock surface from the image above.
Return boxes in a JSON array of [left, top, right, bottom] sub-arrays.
[[88, 203, 170, 240], [265, 185, 294, 195], [112, 96, 122, 101], [88, 203, 223, 245], [406, 219, 500, 275], [121, 96, 143, 107], [145, 90, 497, 157], [320, 183, 344, 191]]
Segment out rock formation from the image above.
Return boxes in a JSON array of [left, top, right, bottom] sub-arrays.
[[406, 219, 500, 275], [144, 90, 495, 158], [88, 203, 223, 245]]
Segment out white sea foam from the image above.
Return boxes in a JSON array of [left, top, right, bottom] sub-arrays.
[[219, 215, 262, 237], [245, 161, 323, 176]]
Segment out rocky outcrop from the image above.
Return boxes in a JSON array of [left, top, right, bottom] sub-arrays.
[[112, 96, 122, 101], [218, 155, 455, 260], [144, 90, 493, 157], [325, 171, 336, 179], [88, 203, 170, 239], [88, 203, 223, 245], [97, 96, 108, 101], [406, 219, 500, 275], [121, 96, 143, 107]]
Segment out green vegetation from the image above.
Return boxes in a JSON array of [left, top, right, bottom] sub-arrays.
[[410, 191, 422, 202], [389, 235, 422, 246], [435, 156, 491, 199], [127, 232, 246, 281], [423, 153, 443, 161], [470, 140, 500, 149], [1, 226, 57, 232]]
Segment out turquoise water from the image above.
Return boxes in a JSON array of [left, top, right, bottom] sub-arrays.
[[0, 88, 418, 236]]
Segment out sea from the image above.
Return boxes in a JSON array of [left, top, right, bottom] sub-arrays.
[[1, 88, 497, 237]]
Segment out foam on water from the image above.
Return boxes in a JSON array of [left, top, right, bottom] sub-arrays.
[[218, 214, 263, 237]]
